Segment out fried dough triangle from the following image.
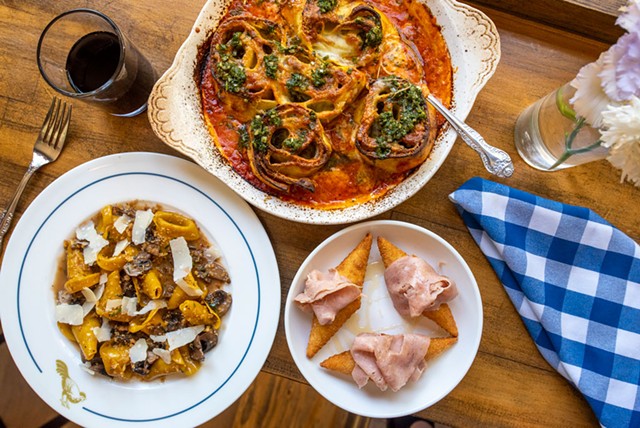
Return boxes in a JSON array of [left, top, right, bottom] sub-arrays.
[[305, 232, 373, 358], [377, 236, 458, 337], [319, 336, 458, 375]]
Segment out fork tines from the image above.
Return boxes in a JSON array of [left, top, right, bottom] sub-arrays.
[[40, 96, 72, 150]]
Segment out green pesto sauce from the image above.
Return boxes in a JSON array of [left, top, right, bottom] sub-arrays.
[[250, 109, 282, 153], [355, 17, 383, 49], [283, 130, 309, 152], [286, 73, 310, 102], [264, 54, 279, 79], [277, 36, 302, 55], [374, 78, 427, 158], [311, 58, 331, 87], [238, 125, 249, 149], [215, 32, 246, 93], [363, 24, 383, 49], [317, 0, 337, 14]]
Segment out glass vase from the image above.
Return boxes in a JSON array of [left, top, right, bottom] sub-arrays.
[[514, 83, 609, 170]]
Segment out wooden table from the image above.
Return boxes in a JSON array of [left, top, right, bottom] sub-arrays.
[[0, 1, 637, 427]]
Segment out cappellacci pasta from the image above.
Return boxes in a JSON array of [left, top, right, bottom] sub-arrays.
[[54, 202, 232, 381], [199, 0, 454, 209]]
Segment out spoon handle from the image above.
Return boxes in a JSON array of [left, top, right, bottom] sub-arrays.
[[426, 94, 514, 178]]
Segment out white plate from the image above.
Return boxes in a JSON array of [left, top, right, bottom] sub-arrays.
[[148, 0, 500, 225], [284, 220, 482, 418], [0, 152, 280, 427]]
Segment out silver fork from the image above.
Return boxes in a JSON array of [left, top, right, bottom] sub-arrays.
[[0, 97, 72, 249]]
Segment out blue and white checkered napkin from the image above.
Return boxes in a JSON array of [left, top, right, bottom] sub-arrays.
[[449, 177, 640, 428]]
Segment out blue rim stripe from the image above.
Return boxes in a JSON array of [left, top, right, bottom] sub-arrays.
[[17, 172, 261, 422]]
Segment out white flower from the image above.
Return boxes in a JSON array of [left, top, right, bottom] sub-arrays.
[[570, 53, 611, 128], [600, 97, 640, 186], [617, 0, 640, 33], [599, 31, 640, 102]]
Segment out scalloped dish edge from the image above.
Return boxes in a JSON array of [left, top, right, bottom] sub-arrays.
[[148, 0, 500, 225]]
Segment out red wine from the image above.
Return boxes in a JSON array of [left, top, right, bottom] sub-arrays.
[[65, 31, 156, 116], [66, 31, 120, 92]]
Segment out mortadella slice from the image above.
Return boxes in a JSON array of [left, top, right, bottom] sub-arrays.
[[384, 255, 458, 318], [294, 268, 361, 325], [350, 333, 431, 392]]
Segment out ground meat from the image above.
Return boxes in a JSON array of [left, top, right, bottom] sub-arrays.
[[162, 309, 187, 332], [141, 240, 162, 257], [112, 205, 136, 218], [57, 289, 84, 305], [111, 324, 137, 346], [120, 272, 137, 298], [146, 324, 165, 336], [132, 361, 151, 376], [83, 356, 107, 376], [124, 251, 152, 277], [205, 289, 232, 317], [161, 281, 175, 299], [67, 238, 88, 250]]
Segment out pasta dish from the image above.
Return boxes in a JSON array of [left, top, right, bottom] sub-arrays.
[[199, 0, 453, 209], [54, 202, 232, 381]]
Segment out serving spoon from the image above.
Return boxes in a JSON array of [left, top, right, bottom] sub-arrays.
[[426, 94, 514, 178]]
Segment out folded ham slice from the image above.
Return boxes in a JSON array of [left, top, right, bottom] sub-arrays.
[[384, 255, 458, 318], [351, 333, 431, 391], [294, 268, 361, 325]]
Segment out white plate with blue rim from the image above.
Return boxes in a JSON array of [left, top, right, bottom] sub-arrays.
[[0, 152, 280, 427]]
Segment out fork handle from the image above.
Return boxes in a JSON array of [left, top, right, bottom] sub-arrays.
[[0, 164, 38, 249]]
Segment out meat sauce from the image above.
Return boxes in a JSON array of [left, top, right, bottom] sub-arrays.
[[199, 0, 453, 208]]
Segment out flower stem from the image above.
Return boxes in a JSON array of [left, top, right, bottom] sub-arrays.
[[548, 117, 602, 170]]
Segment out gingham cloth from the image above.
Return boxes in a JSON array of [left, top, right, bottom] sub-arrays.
[[449, 177, 640, 428]]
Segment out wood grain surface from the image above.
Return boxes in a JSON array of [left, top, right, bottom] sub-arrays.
[[469, 0, 627, 43], [1, 1, 638, 427]]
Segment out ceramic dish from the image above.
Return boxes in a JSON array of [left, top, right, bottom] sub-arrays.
[[147, 0, 500, 225], [0, 153, 280, 427], [284, 220, 482, 417]]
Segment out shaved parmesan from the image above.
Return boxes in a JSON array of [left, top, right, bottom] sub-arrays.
[[92, 318, 112, 342], [129, 338, 148, 363], [106, 299, 123, 312], [55, 304, 84, 325], [150, 334, 167, 343], [114, 215, 132, 234], [165, 325, 205, 351], [99, 273, 108, 285], [205, 245, 222, 261], [82, 282, 105, 316], [122, 296, 138, 316], [81, 287, 98, 303], [152, 348, 172, 364], [176, 277, 203, 297], [132, 210, 154, 245], [94, 283, 105, 300], [76, 221, 109, 265], [136, 299, 167, 316], [113, 239, 129, 257], [170, 237, 192, 282]]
